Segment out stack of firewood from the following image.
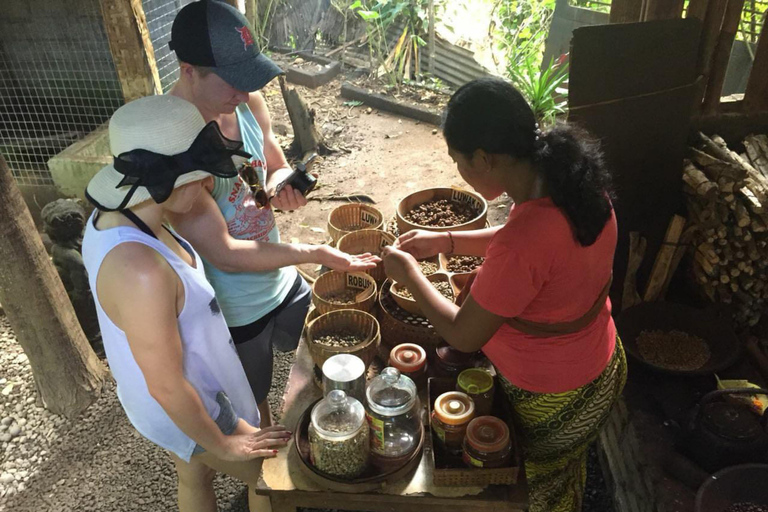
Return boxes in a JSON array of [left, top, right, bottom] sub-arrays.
[[684, 132, 768, 327]]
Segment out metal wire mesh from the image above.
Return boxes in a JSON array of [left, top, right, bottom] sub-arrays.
[[740, 0, 768, 44], [0, 0, 124, 186], [143, 0, 196, 92], [569, 0, 612, 12]]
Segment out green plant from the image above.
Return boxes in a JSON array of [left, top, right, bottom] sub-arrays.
[[491, 0, 557, 73], [509, 56, 569, 126], [247, 0, 283, 51]]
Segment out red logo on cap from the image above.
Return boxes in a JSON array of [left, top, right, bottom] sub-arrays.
[[235, 26, 254, 50]]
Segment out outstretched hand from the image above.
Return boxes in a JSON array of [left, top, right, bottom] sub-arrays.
[[316, 245, 382, 272], [216, 424, 292, 462]]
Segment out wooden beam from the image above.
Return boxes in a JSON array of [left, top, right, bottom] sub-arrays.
[[98, 0, 162, 103], [610, 0, 645, 23], [643, 215, 687, 302], [687, 0, 711, 21], [744, 15, 768, 111], [692, 0, 727, 114], [703, 0, 747, 115], [644, 0, 685, 20]]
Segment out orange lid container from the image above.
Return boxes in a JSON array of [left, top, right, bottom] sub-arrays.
[[389, 343, 427, 373], [434, 391, 475, 426], [465, 416, 511, 454]]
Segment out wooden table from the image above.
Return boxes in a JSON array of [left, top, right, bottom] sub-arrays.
[[255, 340, 528, 512]]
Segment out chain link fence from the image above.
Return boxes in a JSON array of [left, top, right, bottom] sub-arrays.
[[0, 0, 124, 187], [144, 0, 196, 92]]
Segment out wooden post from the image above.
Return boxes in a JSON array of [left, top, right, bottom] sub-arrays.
[[99, 0, 162, 102], [428, 0, 435, 74], [703, 0, 747, 115], [644, 215, 687, 301], [644, 0, 685, 20], [744, 15, 768, 110], [609, 0, 645, 23], [687, 0, 711, 21]]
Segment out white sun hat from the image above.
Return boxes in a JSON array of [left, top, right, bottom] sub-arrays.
[[85, 95, 248, 211]]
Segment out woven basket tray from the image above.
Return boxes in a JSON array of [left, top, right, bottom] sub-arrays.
[[328, 204, 385, 244], [306, 309, 381, 370], [377, 280, 443, 351], [396, 187, 487, 235], [312, 271, 377, 315], [337, 229, 396, 284]]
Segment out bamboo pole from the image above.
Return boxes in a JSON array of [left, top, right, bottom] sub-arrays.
[[428, 0, 436, 74], [609, 0, 645, 23], [644, 0, 685, 20], [98, 0, 162, 102], [703, 0, 748, 115]]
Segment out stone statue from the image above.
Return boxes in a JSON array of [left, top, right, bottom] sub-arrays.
[[41, 199, 103, 356]]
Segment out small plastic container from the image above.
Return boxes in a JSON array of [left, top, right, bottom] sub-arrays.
[[457, 368, 494, 417], [462, 416, 513, 469], [433, 343, 478, 380], [309, 390, 370, 479], [366, 367, 423, 469], [431, 391, 475, 454], [389, 343, 428, 391]]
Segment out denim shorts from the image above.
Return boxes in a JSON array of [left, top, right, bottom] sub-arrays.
[[192, 392, 240, 455]]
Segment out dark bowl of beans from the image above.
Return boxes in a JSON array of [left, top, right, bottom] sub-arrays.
[[616, 302, 741, 376], [696, 464, 768, 512]]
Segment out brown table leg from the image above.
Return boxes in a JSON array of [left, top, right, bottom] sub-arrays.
[[268, 493, 298, 512]]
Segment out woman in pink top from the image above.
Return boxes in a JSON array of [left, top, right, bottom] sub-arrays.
[[383, 78, 626, 512]]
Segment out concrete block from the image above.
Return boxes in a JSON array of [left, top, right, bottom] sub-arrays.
[[48, 124, 111, 201]]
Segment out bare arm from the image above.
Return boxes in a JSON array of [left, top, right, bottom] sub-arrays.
[[97, 244, 289, 460], [382, 246, 505, 352], [167, 189, 380, 273], [396, 226, 504, 259]]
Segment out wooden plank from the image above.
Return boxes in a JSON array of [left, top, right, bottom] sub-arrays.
[[98, 0, 162, 102], [703, 0, 748, 115], [692, 0, 728, 111], [623, 232, 647, 309], [610, 0, 645, 23], [687, 0, 711, 21], [744, 15, 768, 111], [643, 215, 687, 301], [644, 0, 685, 20]]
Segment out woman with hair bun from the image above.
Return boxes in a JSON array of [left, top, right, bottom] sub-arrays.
[[382, 77, 626, 512]]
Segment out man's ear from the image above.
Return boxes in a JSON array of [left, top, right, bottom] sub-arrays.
[[178, 61, 195, 81]]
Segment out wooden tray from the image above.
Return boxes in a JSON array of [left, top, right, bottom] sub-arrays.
[[427, 377, 522, 487], [294, 399, 424, 493]]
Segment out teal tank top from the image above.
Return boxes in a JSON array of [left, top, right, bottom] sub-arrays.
[[204, 103, 297, 327]]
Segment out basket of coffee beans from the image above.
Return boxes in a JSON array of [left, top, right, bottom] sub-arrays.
[[337, 229, 396, 284], [328, 204, 385, 244], [312, 271, 377, 315], [396, 188, 487, 235], [307, 309, 381, 370], [390, 274, 457, 316]]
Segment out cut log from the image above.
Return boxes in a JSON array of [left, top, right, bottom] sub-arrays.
[[644, 215, 687, 301], [683, 161, 719, 199], [622, 231, 646, 310], [278, 76, 328, 156]]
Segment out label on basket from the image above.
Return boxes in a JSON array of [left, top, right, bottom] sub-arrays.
[[379, 236, 392, 250], [462, 451, 484, 468], [366, 412, 386, 453], [346, 272, 371, 290], [450, 188, 483, 212], [361, 211, 378, 226]]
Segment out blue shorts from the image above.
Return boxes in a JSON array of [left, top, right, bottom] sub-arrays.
[[192, 392, 240, 455]]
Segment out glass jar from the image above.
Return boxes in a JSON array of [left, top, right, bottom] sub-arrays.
[[462, 416, 513, 469], [389, 343, 428, 391], [309, 389, 370, 479], [431, 391, 475, 454], [433, 342, 478, 380], [366, 367, 423, 468], [457, 368, 494, 417]]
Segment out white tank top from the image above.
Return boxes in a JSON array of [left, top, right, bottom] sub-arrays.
[[82, 212, 260, 462]]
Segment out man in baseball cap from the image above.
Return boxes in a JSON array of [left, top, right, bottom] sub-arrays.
[[166, 0, 378, 433]]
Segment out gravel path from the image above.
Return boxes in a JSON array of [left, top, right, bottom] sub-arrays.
[[0, 313, 615, 511]]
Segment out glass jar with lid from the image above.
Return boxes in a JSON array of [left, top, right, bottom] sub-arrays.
[[434, 342, 479, 380], [389, 343, 428, 390], [462, 416, 513, 469], [365, 367, 423, 468], [309, 389, 370, 479], [431, 391, 475, 454], [457, 368, 495, 417]]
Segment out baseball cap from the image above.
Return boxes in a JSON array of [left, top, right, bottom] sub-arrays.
[[169, 0, 284, 92]]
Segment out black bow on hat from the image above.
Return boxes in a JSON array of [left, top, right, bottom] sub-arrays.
[[112, 121, 251, 209]]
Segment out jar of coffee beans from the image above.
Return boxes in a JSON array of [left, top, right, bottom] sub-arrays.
[[309, 390, 370, 479]]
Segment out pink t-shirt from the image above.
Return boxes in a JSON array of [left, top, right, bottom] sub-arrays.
[[471, 197, 617, 394]]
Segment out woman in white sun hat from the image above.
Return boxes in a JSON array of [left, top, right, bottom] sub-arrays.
[[82, 95, 290, 512]]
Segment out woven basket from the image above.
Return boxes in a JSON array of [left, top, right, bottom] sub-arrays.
[[312, 271, 377, 315], [390, 274, 455, 317], [328, 204, 385, 244], [337, 229, 396, 283], [306, 309, 381, 370], [377, 280, 443, 351], [396, 187, 487, 235]]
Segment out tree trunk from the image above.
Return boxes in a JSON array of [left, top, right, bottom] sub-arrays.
[[0, 155, 106, 418], [278, 76, 328, 155]]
